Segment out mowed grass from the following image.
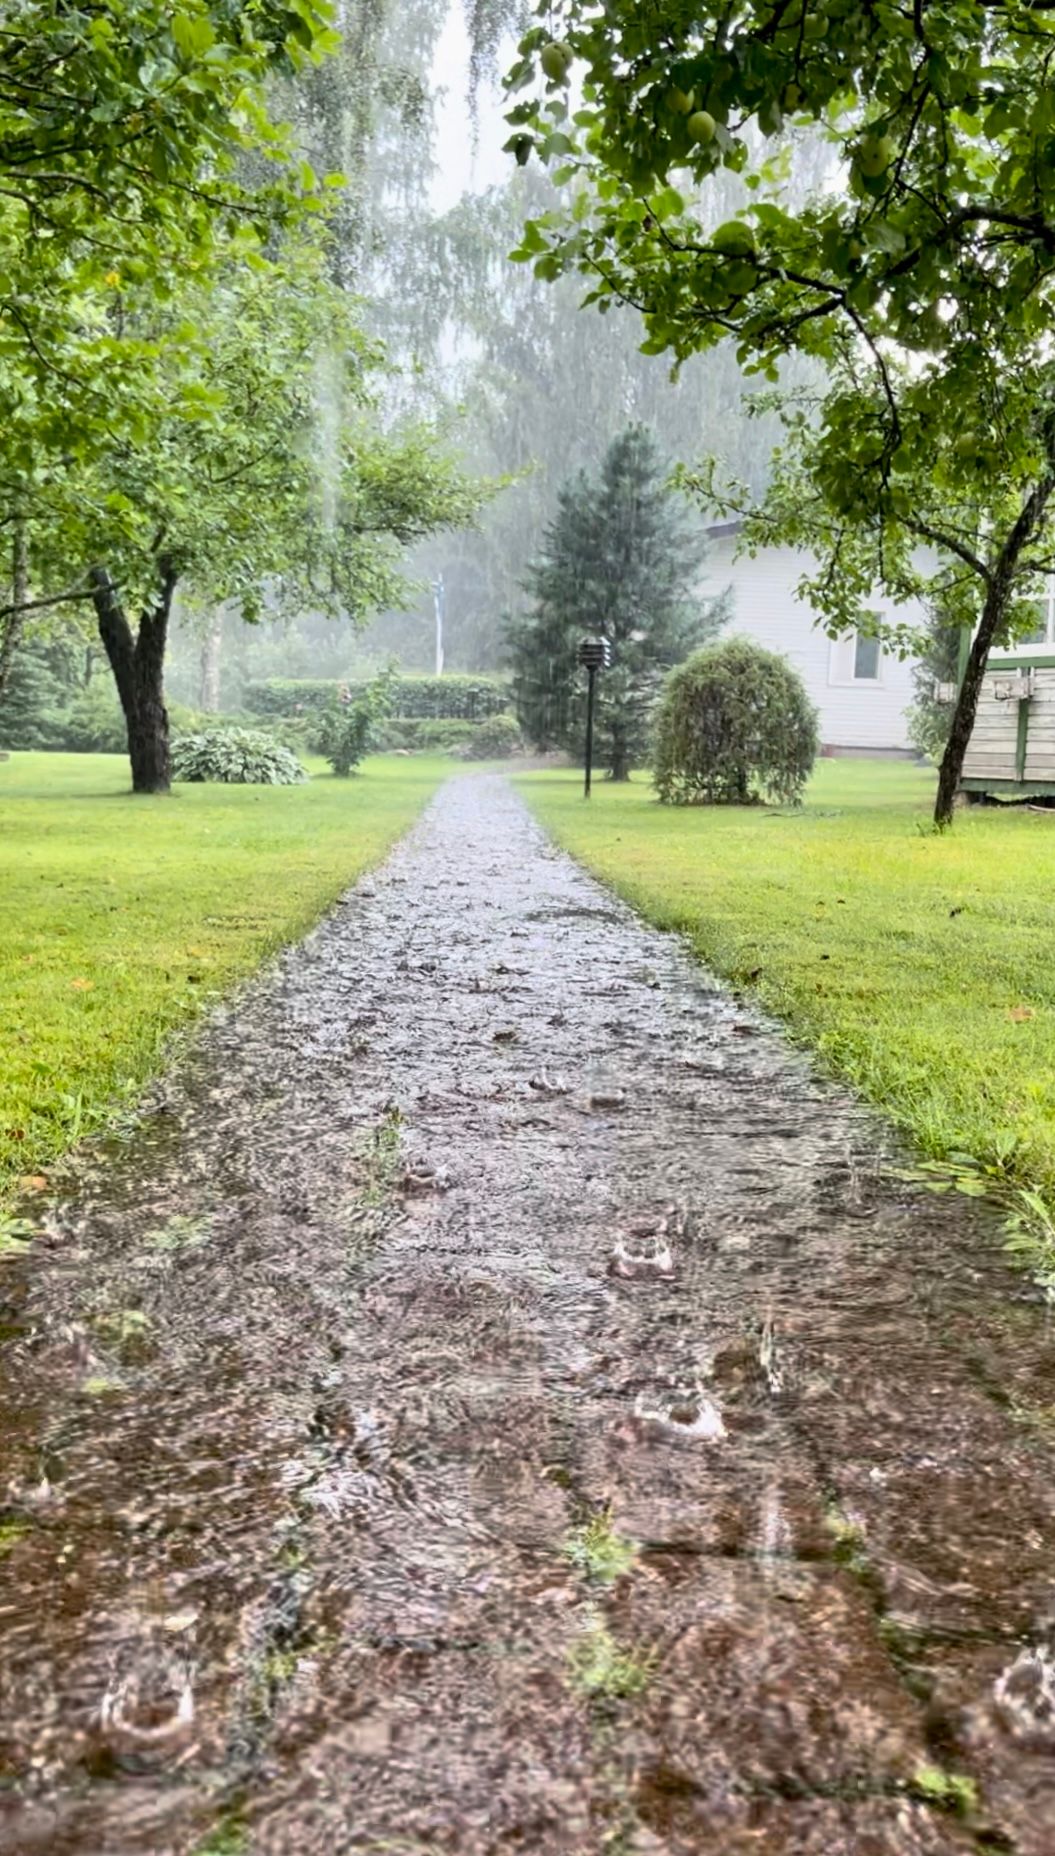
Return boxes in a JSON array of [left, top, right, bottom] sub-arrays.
[[1, 752, 448, 1204], [518, 759, 1055, 1199]]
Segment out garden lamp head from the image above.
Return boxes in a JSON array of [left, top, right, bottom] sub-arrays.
[[578, 637, 611, 671]]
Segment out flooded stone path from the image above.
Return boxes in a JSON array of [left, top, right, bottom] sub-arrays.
[[3, 774, 1055, 1855]]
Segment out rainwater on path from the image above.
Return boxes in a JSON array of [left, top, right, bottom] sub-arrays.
[[2, 775, 1055, 1856]]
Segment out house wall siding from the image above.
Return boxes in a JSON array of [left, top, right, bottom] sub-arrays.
[[701, 539, 923, 752], [961, 682, 1019, 782], [1025, 671, 1055, 781], [963, 666, 1055, 784]]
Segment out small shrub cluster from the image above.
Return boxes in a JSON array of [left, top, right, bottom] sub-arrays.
[[315, 705, 375, 776], [0, 677, 274, 757], [907, 691, 955, 762], [244, 673, 511, 722], [374, 717, 476, 753], [462, 711, 523, 760], [906, 602, 962, 763], [172, 728, 308, 785], [315, 668, 395, 776], [371, 712, 523, 758], [58, 684, 126, 753], [238, 713, 317, 753], [653, 638, 818, 806]]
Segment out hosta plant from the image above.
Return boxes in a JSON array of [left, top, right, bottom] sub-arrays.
[[172, 729, 308, 786]]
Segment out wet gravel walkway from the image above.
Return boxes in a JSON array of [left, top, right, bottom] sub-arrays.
[[2, 774, 1055, 1856]]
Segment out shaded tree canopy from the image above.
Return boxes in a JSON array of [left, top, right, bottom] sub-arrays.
[[0, 1, 495, 791]]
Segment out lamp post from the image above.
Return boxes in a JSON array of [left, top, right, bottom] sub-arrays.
[[577, 636, 611, 798], [432, 573, 446, 677]]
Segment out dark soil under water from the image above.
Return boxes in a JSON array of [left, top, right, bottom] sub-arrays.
[[2, 774, 1055, 1856]]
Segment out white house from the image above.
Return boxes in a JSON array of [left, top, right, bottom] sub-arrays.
[[960, 579, 1055, 794], [701, 522, 928, 756]]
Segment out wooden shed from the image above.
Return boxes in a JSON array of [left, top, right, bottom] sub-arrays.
[[962, 585, 1055, 796]]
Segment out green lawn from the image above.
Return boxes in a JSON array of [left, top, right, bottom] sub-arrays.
[[1, 752, 448, 1206], [518, 759, 1055, 1202]]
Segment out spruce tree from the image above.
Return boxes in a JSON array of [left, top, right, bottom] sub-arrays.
[[0, 639, 73, 750], [509, 425, 724, 780]]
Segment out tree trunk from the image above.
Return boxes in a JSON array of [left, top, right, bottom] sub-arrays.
[[199, 605, 223, 711], [91, 560, 178, 794], [934, 612, 998, 827], [608, 729, 631, 781], [0, 520, 29, 709], [933, 472, 1054, 827]]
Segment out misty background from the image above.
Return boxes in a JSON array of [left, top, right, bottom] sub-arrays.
[[166, 0, 820, 711]]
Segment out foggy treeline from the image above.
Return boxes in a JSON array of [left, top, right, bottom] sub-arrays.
[[168, 0, 824, 705]]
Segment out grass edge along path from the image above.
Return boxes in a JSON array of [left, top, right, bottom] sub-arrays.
[[517, 760, 1055, 1287], [1, 752, 449, 1213]]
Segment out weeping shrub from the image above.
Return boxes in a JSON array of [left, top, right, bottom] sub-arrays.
[[172, 728, 308, 785], [653, 639, 818, 806]]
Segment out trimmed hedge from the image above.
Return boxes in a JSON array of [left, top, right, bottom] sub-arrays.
[[244, 674, 511, 722]]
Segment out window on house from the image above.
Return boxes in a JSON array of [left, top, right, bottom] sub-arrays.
[[853, 632, 881, 680], [1025, 578, 1055, 647], [829, 630, 883, 685]]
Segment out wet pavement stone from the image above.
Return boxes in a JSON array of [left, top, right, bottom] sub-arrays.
[[1, 773, 1054, 1854]]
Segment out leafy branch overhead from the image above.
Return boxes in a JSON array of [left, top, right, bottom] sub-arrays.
[[0, 1, 340, 479], [507, 0, 1055, 367], [0, 0, 337, 254], [505, 0, 1055, 823]]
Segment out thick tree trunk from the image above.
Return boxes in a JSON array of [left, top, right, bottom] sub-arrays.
[[0, 520, 29, 709], [199, 605, 224, 712], [933, 472, 1054, 828], [91, 560, 178, 795], [608, 729, 631, 781], [128, 601, 172, 793]]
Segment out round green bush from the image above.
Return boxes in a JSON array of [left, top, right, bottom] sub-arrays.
[[653, 638, 818, 805], [172, 728, 308, 785], [464, 711, 523, 760]]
